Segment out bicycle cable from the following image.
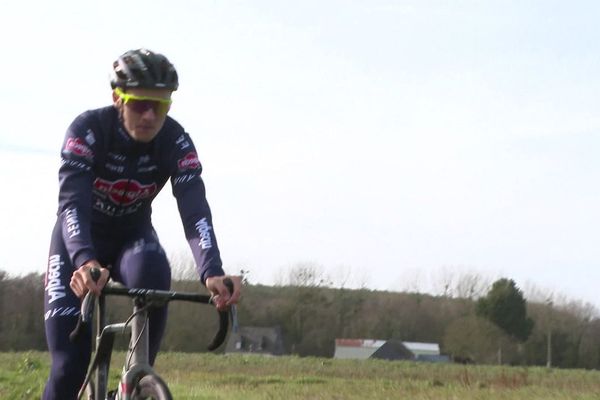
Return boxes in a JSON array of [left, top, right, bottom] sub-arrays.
[[124, 304, 151, 369]]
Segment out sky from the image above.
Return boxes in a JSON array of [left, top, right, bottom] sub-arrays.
[[1, 1, 599, 308]]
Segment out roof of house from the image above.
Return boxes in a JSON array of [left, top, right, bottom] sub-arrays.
[[370, 340, 414, 360], [334, 338, 443, 360]]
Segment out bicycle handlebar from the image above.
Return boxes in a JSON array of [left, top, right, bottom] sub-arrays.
[[69, 269, 233, 351]]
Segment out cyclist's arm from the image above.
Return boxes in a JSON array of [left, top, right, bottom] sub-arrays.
[[57, 114, 99, 269], [169, 132, 225, 284]]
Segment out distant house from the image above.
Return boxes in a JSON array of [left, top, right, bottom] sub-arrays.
[[225, 326, 285, 356], [334, 338, 449, 362]]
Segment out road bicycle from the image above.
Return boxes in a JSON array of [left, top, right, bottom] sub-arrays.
[[69, 269, 234, 400]]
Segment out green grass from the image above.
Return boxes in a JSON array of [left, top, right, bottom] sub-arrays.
[[2, 351, 600, 399]]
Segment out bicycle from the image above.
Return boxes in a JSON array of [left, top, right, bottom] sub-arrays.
[[69, 268, 234, 400]]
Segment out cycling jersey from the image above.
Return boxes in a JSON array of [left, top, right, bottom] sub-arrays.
[[57, 105, 224, 282]]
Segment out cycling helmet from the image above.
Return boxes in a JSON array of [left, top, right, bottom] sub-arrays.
[[110, 49, 179, 91]]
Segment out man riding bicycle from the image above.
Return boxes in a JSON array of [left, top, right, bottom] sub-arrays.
[[42, 48, 242, 400]]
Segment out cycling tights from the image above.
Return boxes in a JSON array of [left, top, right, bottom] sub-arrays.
[[42, 221, 171, 400]]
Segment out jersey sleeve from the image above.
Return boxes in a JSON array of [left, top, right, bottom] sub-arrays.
[[170, 132, 224, 284], [57, 115, 98, 268]]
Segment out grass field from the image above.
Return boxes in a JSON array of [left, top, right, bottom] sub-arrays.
[[2, 351, 600, 399]]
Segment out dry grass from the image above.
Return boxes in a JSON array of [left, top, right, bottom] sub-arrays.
[[2, 351, 600, 399]]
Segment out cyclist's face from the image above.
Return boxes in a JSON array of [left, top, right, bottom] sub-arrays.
[[113, 88, 173, 143]]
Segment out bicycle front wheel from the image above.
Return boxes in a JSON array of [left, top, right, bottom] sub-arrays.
[[132, 374, 173, 400]]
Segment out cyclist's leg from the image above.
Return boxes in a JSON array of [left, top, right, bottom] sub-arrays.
[[43, 221, 92, 400], [112, 228, 171, 365]]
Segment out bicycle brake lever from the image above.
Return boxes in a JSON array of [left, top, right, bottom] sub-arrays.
[[69, 291, 96, 342], [223, 277, 234, 292], [80, 292, 96, 323], [230, 304, 239, 333], [206, 277, 235, 351], [90, 267, 101, 282], [70, 269, 102, 342]]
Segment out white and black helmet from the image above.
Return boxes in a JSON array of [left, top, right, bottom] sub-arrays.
[[110, 49, 179, 90]]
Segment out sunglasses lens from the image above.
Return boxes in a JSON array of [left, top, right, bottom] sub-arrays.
[[127, 100, 169, 114], [156, 103, 170, 114]]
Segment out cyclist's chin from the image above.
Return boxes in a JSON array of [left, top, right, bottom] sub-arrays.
[[131, 126, 160, 143]]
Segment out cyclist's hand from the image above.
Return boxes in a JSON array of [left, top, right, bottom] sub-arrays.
[[206, 275, 242, 311], [70, 261, 110, 298]]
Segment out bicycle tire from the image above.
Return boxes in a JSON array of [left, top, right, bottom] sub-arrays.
[[132, 374, 173, 400]]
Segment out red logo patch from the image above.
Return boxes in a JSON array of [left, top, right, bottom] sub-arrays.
[[65, 138, 93, 159], [94, 178, 157, 206], [177, 152, 201, 171]]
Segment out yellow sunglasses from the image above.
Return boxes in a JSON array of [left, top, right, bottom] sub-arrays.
[[114, 87, 172, 115]]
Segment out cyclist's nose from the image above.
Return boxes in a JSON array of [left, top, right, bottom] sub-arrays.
[[140, 107, 158, 120]]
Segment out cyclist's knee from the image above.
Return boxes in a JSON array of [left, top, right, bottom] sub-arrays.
[[115, 240, 171, 289]]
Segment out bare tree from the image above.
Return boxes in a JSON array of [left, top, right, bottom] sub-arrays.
[[279, 262, 332, 288], [432, 267, 491, 299], [168, 251, 197, 281], [454, 271, 491, 300]]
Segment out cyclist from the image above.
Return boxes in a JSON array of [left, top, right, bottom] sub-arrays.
[[42, 48, 242, 400]]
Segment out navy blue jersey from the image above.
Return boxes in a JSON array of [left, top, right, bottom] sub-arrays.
[[57, 106, 223, 283]]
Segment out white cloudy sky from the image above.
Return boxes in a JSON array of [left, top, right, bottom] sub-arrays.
[[1, 1, 599, 306]]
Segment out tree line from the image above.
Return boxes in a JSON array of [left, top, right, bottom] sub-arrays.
[[1, 267, 599, 369]]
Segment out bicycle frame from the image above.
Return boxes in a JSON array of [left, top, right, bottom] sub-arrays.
[[92, 290, 156, 400], [72, 281, 232, 400]]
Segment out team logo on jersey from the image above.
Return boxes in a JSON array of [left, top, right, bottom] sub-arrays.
[[64, 137, 93, 159], [85, 129, 96, 145], [177, 152, 201, 171], [176, 134, 190, 150], [94, 178, 157, 206]]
